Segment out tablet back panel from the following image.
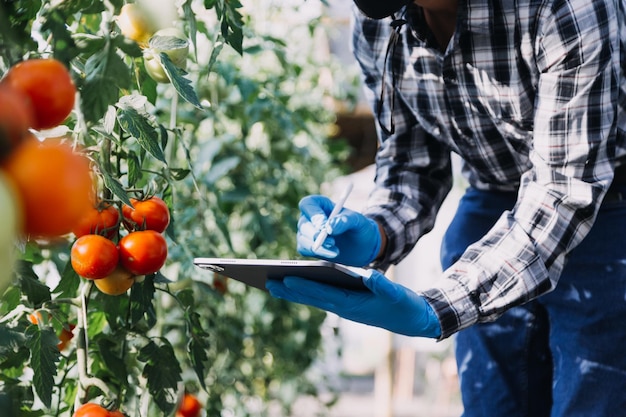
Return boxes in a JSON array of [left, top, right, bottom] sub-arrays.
[[193, 258, 369, 292]]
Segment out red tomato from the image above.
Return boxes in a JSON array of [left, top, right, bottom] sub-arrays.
[[1, 136, 95, 237], [118, 230, 167, 275], [2, 58, 76, 130], [0, 84, 34, 157], [71, 234, 119, 280], [176, 393, 202, 417], [73, 203, 120, 238], [122, 196, 170, 233], [73, 403, 110, 417]]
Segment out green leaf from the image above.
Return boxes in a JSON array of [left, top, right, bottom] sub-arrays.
[[175, 289, 194, 309], [138, 340, 182, 414], [0, 286, 21, 315], [0, 345, 30, 371], [182, 0, 199, 62], [159, 53, 203, 109], [0, 325, 26, 359], [206, 35, 225, 74], [86, 311, 107, 340], [81, 45, 131, 123], [126, 151, 142, 188], [40, 8, 79, 64], [53, 261, 80, 298], [16, 262, 51, 307], [117, 107, 166, 162], [149, 35, 188, 52], [169, 168, 191, 181], [188, 337, 209, 390], [0, 380, 36, 417], [96, 337, 128, 384], [25, 326, 60, 408], [101, 169, 133, 207], [129, 278, 157, 331]]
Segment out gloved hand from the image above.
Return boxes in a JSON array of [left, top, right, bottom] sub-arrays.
[[297, 195, 382, 267], [266, 270, 442, 338]]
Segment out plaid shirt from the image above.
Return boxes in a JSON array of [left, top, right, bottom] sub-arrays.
[[352, 0, 626, 338]]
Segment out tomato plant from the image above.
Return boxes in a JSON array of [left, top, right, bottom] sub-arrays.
[[72, 203, 120, 238], [1, 58, 76, 130], [71, 234, 119, 280], [176, 393, 202, 417], [1, 136, 94, 237], [0, 1, 356, 416], [118, 230, 167, 275], [121, 196, 169, 233]]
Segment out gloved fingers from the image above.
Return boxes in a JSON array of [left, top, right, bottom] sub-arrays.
[[297, 220, 339, 259], [362, 270, 403, 302], [327, 209, 373, 236], [297, 214, 339, 257], [267, 277, 343, 311], [299, 195, 335, 221]]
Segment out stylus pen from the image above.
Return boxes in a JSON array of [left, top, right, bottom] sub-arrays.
[[312, 182, 354, 252]]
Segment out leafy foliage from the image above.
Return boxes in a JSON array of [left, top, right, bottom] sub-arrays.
[[0, 0, 356, 416]]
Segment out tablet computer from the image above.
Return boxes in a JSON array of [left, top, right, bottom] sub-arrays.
[[193, 257, 371, 292]]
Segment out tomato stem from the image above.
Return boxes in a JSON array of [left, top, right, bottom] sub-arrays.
[[75, 282, 115, 408]]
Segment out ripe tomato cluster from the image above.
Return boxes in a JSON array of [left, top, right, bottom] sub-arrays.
[[73, 403, 125, 417], [70, 196, 170, 296]]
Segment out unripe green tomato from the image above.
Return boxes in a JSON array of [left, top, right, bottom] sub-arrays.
[[143, 27, 189, 84], [143, 52, 169, 83], [0, 172, 21, 292]]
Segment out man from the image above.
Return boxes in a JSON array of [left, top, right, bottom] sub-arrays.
[[266, 0, 626, 415]]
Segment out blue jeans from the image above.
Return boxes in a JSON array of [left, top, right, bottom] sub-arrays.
[[440, 187, 626, 417]]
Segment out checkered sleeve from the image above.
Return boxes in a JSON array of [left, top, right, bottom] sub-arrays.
[[421, 0, 622, 338], [351, 11, 454, 270]]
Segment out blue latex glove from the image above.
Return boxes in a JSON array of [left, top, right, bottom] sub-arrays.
[[266, 270, 442, 338], [297, 195, 382, 267]]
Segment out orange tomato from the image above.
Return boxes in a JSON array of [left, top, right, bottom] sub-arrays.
[[72, 203, 120, 238], [118, 230, 167, 275], [71, 234, 119, 280], [73, 403, 124, 417], [2, 58, 76, 130], [122, 196, 170, 233], [57, 323, 76, 351], [1, 136, 95, 237], [94, 264, 136, 296], [0, 84, 34, 157], [176, 393, 202, 417], [73, 403, 109, 417], [27, 311, 50, 325]]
